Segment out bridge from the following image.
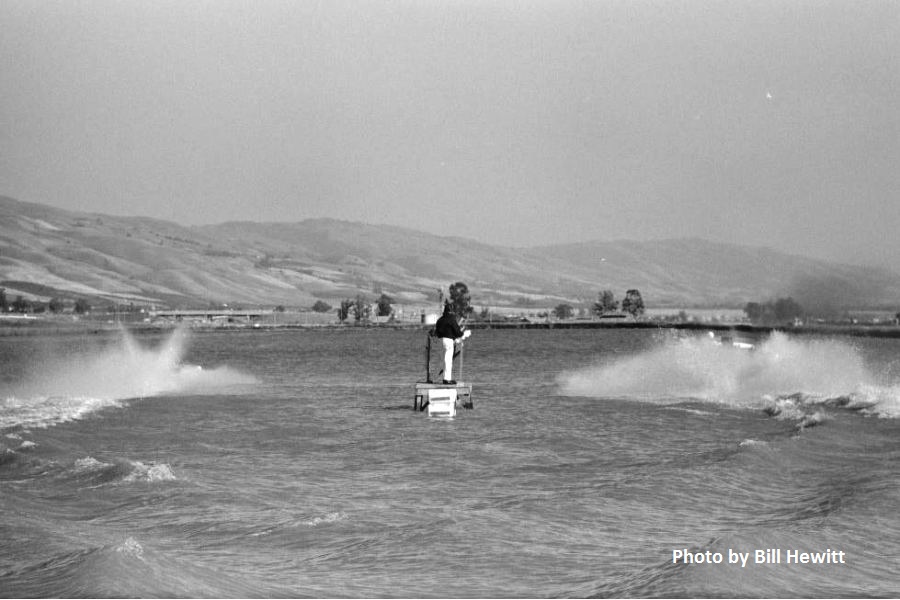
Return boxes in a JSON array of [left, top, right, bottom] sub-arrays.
[[148, 309, 272, 323]]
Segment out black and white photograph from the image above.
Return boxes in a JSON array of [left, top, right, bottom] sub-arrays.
[[2, 1, 899, 597]]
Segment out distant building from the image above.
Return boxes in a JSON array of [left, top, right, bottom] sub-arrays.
[[598, 313, 631, 322]]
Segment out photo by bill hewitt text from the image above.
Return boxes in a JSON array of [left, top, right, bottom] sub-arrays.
[[672, 548, 847, 568]]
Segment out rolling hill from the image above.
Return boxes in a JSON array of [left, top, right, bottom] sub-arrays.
[[1, 195, 898, 312]]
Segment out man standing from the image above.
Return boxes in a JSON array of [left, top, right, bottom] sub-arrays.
[[434, 302, 466, 385]]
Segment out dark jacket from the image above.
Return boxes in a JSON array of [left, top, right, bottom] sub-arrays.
[[434, 312, 463, 339]]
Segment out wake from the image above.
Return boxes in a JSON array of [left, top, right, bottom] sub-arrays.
[[558, 331, 900, 418], [1, 327, 256, 429]]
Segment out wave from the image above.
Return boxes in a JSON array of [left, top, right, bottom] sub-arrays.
[[558, 331, 900, 419], [0, 535, 274, 598], [0, 327, 256, 430], [305, 511, 348, 527], [1, 394, 128, 431], [66, 456, 177, 487], [249, 511, 350, 540]]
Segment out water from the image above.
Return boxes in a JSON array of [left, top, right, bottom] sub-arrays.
[[2, 326, 899, 598]]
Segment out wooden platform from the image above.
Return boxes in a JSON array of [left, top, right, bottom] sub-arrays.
[[414, 382, 473, 411]]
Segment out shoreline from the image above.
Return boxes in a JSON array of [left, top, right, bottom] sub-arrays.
[[2, 318, 900, 339]]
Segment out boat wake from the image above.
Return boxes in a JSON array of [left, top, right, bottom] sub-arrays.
[[558, 331, 900, 420], [1, 327, 256, 430]]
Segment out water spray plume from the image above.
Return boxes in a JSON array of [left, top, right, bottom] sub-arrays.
[[1, 327, 256, 429], [558, 332, 900, 416]]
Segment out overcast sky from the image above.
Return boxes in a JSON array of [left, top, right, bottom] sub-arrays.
[[1, 0, 898, 270]]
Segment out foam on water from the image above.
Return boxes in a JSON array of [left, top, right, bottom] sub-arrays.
[[559, 331, 900, 417], [306, 511, 348, 527], [1, 327, 256, 430], [123, 460, 177, 483], [738, 438, 768, 447], [74, 456, 112, 472], [69, 455, 177, 487], [1, 394, 128, 430], [114, 537, 145, 560]]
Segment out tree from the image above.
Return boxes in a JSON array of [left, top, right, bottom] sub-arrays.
[[447, 282, 473, 320], [593, 290, 618, 316], [74, 298, 91, 314], [0, 288, 7, 312], [515, 296, 535, 307], [337, 299, 353, 323], [744, 302, 764, 323], [773, 297, 803, 323], [744, 297, 803, 324], [553, 303, 574, 320], [621, 289, 645, 318], [375, 293, 394, 317], [311, 300, 331, 313], [11, 295, 32, 313], [352, 295, 370, 323]]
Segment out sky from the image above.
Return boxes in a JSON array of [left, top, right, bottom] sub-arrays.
[[1, 0, 898, 270]]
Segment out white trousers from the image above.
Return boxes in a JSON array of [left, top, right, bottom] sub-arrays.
[[441, 337, 454, 380]]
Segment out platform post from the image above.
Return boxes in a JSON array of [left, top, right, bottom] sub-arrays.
[[425, 334, 433, 383]]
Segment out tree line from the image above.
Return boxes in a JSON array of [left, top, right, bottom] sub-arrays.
[[330, 282, 474, 324], [743, 297, 803, 325], [8, 280, 828, 329], [330, 293, 399, 323], [551, 289, 646, 321], [0, 288, 91, 314], [320, 282, 649, 325]]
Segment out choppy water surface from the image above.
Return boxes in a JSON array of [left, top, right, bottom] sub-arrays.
[[2, 327, 899, 597]]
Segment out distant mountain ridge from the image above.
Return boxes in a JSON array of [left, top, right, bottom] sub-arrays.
[[1, 195, 899, 311]]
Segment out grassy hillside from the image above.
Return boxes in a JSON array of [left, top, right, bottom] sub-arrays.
[[2, 195, 899, 312]]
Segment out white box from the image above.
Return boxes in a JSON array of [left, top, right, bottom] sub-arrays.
[[427, 389, 457, 417]]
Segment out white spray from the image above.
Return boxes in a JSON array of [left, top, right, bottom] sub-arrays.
[[558, 332, 900, 416], [1, 327, 256, 429]]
